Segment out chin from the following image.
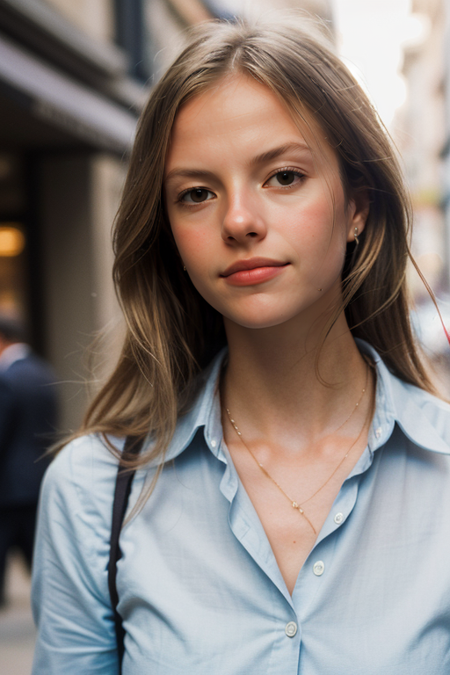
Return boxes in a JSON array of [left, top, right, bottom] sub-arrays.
[[223, 309, 297, 331]]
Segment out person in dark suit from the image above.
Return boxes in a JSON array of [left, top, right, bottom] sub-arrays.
[[0, 315, 58, 606]]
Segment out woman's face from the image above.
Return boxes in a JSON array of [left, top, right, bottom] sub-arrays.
[[164, 74, 367, 332]]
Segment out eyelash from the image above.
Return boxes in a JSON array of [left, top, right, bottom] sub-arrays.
[[176, 187, 215, 205], [175, 167, 306, 205], [265, 167, 305, 187]]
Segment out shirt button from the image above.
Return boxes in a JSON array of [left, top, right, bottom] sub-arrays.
[[211, 440, 217, 448], [334, 512, 344, 524], [285, 621, 298, 637], [313, 560, 325, 576], [375, 427, 382, 439]]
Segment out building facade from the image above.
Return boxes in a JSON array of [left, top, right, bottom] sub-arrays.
[[0, 0, 147, 429], [397, 0, 446, 303]]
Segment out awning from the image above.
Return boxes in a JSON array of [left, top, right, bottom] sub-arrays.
[[0, 32, 138, 153]]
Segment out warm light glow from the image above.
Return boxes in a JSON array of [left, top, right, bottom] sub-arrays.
[[0, 225, 25, 257], [333, 0, 412, 129]]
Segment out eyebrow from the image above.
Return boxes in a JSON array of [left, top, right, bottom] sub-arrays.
[[164, 168, 216, 184], [252, 141, 312, 165], [164, 141, 313, 185]]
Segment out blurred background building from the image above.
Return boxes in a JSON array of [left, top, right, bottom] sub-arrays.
[[0, 0, 143, 431], [394, 0, 449, 374]]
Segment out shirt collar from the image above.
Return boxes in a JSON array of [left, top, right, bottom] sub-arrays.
[[162, 340, 450, 463], [357, 338, 450, 456], [163, 348, 227, 463], [0, 342, 30, 371]]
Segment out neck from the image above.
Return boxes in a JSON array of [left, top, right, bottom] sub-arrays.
[[222, 312, 370, 448]]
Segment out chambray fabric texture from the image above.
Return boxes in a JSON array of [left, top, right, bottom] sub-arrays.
[[32, 340, 450, 674]]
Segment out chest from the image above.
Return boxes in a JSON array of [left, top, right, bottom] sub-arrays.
[[225, 437, 369, 594], [230, 468, 347, 594], [119, 445, 450, 675]]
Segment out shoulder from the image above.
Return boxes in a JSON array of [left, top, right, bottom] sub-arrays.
[[41, 434, 124, 526], [45, 432, 123, 488], [0, 375, 15, 417], [388, 365, 450, 416], [388, 374, 450, 453], [402, 378, 450, 421], [32, 435, 124, 668], [401, 379, 450, 412], [0, 373, 13, 396], [35, 435, 126, 598], [358, 339, 450, 451], [6, 353, 56, 382]]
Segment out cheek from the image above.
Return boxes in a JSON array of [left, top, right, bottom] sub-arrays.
[[305, 195, 347, 242], [279, 199, 336, 251], [170, 222, 211, 268], [284, 199, 349, 283]]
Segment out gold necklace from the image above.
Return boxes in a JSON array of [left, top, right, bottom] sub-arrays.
[[225, 368, 371, 535]]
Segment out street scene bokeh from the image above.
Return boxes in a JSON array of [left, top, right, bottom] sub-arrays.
[[0, 0, 448, 672]]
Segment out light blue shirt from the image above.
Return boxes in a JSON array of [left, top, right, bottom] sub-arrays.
[[31, 341, 450, 674]]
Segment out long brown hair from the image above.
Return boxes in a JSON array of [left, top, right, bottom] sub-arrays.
[[81, 16, 436, 468]]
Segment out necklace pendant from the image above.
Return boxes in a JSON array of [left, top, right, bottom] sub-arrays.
[[226, 380, 370, 535], [292, 501, 304, 514]]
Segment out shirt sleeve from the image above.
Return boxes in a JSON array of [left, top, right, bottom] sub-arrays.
[[31, 436, 120, 674]]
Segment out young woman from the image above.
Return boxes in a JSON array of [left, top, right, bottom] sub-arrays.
[[32, 16, 450, 675]]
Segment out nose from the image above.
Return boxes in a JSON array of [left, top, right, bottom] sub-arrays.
[[221, 190, 267, 245]]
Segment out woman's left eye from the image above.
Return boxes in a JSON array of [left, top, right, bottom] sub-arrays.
[[179, 188, 215, 204], [265, 170, 304, 188]]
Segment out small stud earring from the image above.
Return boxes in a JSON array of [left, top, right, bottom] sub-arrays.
[[183, 265, 187, 272], [354, 227, 359, 246]]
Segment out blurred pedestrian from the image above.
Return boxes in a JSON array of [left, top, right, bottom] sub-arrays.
[[0, 315, 58, 607]]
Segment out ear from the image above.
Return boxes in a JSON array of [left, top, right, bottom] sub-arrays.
[[346, 190, 370, 243]]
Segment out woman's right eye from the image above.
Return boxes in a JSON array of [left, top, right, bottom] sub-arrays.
[[179, 188, 215, 204]]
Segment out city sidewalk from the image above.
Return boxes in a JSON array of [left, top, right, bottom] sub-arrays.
[[0, 552, 35, 675]]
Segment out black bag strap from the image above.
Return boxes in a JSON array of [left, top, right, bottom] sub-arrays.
[[108, 435, 144, 672]]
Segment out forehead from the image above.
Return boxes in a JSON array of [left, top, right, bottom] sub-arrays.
[[164, 73, 339, 175]]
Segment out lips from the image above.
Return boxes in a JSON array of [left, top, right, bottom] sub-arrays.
[[220, 257, 288, 278], [219, 257, 290, 287]]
